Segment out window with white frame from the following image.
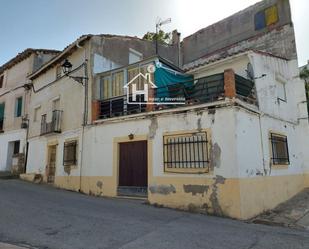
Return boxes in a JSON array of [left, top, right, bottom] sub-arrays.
[[129, 48, 143, 64], [33, 106, 41, 122], [276, 73, 287, 102]]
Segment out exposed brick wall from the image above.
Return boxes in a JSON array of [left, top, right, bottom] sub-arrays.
[[92, 100, 100, 121], [224, 69, 236, 98]]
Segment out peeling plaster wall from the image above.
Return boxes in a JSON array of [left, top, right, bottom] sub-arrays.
[[61, 106, 240, 217], [0, 130, 26, 171]]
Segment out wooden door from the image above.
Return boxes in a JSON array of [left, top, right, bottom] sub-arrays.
[[119, 141, 147, 187], [47, 145, 57, 183]]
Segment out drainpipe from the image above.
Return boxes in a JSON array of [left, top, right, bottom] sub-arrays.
[[76, 40, 89, 192]]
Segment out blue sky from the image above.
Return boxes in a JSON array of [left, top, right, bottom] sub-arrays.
[[0, 0, 308, 66]]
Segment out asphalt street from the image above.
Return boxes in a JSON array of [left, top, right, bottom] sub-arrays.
[[0, 180, 309, 249]]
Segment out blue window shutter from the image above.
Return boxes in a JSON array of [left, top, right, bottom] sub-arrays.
[[255, 10, 266, 30]]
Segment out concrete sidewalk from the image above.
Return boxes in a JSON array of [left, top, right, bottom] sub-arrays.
[[252, 188, 309, 229]]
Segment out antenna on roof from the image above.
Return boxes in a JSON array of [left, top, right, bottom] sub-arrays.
[[155, 18, 171, 55]]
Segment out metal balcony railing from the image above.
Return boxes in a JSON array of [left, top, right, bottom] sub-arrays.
[[97, 73, 255, 120], [40, 110, 62, 135]]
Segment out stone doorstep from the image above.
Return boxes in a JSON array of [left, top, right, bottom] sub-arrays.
[[19, 174, 42, 183]]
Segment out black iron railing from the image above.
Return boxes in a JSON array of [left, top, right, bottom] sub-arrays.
[[163, 132, 209, 171], [235, 75, 256, 103], [98, 73, 225, 120], [41, 110, 62, 135]]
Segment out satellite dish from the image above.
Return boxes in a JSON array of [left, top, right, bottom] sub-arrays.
[[246, 63, 255, 80]]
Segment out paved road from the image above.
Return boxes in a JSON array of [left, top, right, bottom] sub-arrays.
[[1, 180, 309, 249]]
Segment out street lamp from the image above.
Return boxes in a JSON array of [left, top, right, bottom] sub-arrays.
[[61, 59, 88, 85], [61, 59, 73, 74]]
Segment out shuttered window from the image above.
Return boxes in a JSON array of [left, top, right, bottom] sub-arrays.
[[63, 141, 77, 166], [163, 132, 210, 173], [270, 133, 289, 165], [15, 97, 22, 117]]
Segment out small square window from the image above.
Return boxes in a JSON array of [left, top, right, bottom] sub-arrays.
[[270, 133, 289, 165], [63, 141, 77, 166]]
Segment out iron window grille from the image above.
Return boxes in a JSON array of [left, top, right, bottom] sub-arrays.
[[270, 133, 290, 165], [163, 132, 209, 173], [63, 141, 77, 166]]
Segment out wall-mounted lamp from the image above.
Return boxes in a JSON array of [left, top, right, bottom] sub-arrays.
[[61, 59, 73, 74], [61, 59, 88, 85], [128, 133, 134, 140]]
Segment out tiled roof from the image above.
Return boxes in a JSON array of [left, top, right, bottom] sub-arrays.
[[0, 48, 60, 74], [184, 48, 288, 72]]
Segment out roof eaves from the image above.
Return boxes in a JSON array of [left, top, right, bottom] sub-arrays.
[[0, 48, 60, 74], [29, 35, 92, 80]]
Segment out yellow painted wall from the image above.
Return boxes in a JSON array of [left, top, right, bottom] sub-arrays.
[[239, 174, 306, 219], [52, 173, 308, 220]]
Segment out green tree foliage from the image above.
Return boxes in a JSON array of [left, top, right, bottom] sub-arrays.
[[143, 30, 171, 44]]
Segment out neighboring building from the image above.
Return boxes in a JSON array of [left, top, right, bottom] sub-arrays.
[[0, 49, 59, 173], [20, 0, 309, 220], [25, 34, 179, 183]]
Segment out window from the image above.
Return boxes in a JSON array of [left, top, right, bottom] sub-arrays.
[[33, 106, 41, 122], [15, 97, 23, 117], [52, 98, 60, 111], [13, 141, 20, 155], [100, 71, 124, 100], [63, 140, 77, 166], [254, 5, 278, 30], [270, 133, 289, 165], [129, 48, 142, 64], [0, 102, 5, 131], [277, 81, 287, 102], [0, 74, 4, 88], [56, 65, 62, 79], [163, 132, 209, 173]]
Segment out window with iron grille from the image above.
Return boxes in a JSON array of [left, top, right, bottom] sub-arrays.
[[163, 132, 209, 173], [270, 133, 290, 165], [63, 141, 77, 166]]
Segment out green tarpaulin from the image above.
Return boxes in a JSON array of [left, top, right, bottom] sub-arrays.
[[154, 66, 193, 98]]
